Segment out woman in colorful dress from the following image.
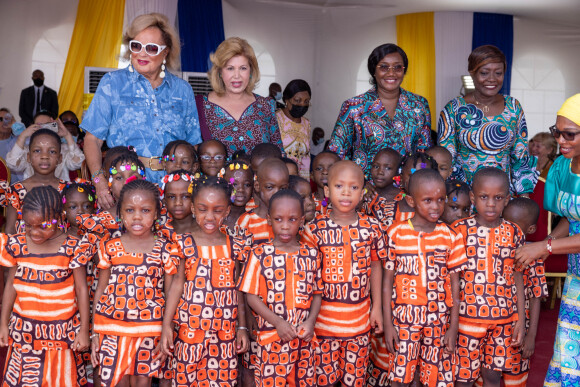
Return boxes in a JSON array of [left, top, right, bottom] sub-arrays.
[[515, 94, 580, 386], [202, 37, 283, 155], [276, 79, 312, 179], [438, 44, 537, 194], [328, 43, 432, 180]]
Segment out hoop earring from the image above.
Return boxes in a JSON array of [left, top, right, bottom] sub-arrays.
[[128, 63, 134, 73]]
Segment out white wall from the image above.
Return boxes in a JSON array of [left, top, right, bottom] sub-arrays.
[[0, 0, 77, 118]]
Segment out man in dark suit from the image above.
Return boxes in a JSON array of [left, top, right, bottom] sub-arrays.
[[19, 70, 59, 127]]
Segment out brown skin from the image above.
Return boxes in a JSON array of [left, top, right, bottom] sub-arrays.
[[254, 160, 289, 220], [516, 116, 580, 268], [282, 90, 310, 124], [374, 52, 406, 118], [465, 62, 505, 117], [324, 161, 383, 336], [312, 153, 340, 200]]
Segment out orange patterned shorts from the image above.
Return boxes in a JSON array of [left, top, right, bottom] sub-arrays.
[[256, 338, 316, 387], [456, 321, 520, 383], [315, 335, 370, 387]]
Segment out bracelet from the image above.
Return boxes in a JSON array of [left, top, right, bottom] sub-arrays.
[[90, 333, 99, 339], [236, 326, 249, 331], [547, 235, 555, 240], [91, 169, 104, 181], [547, 238, 553, 255]]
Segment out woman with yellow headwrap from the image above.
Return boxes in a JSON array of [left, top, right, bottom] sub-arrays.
[[515, 94, 580, 385]]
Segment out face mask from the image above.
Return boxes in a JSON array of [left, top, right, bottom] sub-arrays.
[[275, 92, 282, 101], [11, 122, 25, 136], [33, 78, 44, 87], [289, 104, 308, 119]]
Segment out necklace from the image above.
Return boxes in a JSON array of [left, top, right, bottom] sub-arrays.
[[474, 98, 489, 113]]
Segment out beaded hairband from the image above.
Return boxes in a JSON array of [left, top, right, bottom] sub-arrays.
[[160, 172, 196, 198], [41, 219, 58, 229], [108, 163, 146, 185], [160, 155, 175, 162]]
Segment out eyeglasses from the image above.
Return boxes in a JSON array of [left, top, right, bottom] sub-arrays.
[[62, 120, 78, 126], [549, 125, 580, 141], [200, 155, 225, 162], [376, 64, 405, 74], [129, 40, 167, 56]]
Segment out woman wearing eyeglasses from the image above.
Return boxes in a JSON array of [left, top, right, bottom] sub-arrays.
[[81, 13, 201, 209], [276, 79, 312, 179], [438, 45, 537, 194], [202, 37, 283, 156], [514, 94, 580, 385], [327, 43, 432, 180]]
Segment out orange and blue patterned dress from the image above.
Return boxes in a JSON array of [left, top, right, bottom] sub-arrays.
[[0, 233, 93, 387]]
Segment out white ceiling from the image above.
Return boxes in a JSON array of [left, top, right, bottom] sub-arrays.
[[234, 0, 580, 24]]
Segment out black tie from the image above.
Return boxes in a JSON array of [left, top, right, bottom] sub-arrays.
[[36, 89, 41, 115]]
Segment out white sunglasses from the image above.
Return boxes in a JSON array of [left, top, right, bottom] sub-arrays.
[[129, 40, 167, 56]]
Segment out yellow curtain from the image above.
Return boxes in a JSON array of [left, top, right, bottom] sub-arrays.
[[396, 12, 437, 130], [58, 0, 125, 118]]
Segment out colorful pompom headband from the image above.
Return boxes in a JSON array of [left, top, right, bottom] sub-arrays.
[[217, 163, 249, 178], [160, 172, 198, 198], [108, 163, 146, 186]]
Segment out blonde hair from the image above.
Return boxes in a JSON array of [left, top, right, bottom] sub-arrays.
[[208, 37, 260, 96], [531, 132, 558, 160], [123, 13, 180, 70]]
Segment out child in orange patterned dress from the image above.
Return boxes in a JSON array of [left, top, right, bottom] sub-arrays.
[[0, 186, 91, 386], [5, 129, 68, 234], [91, 180, 179, 387], [222, 160, 254, 232], [239, 189, 322, 387], [159, 176, 249, 387]]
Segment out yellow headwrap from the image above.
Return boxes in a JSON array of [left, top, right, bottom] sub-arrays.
[[557, 94, 580, 126]]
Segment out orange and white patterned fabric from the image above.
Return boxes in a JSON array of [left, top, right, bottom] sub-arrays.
[[310, 214, 387, 340], [0, 233, 92, 387]]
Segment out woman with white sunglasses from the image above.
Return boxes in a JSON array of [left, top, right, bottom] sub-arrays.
[[81, 13, 201, 208]]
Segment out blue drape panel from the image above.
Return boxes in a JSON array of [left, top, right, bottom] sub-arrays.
[[179, 0, 225, 72], [472, 12, 513, 95]]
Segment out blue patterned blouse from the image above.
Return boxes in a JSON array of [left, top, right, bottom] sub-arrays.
[[203, 94, 283, 155], [328, 87, 432, 179], [81, 67, 201, 183], [438, 96, 537, 194]]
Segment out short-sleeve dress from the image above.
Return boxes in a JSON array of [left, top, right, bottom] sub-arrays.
[[93, 237, 178, 387], [171, 233, 246, 387], [203, 94, 283, 155], [0, 233, 92, 387]]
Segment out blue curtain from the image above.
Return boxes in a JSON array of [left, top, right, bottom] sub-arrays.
[[178, 0, 225, 72], [472, 12, 513, 95]]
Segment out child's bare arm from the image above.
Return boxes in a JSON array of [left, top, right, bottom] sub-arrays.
[[382, 268, 398, 353], [511, 270, 525, 347], [245, 293, 297, 342], [72, 267, 90, 352], [5, 206, 16, 235], [522, 297, 540, 358], [370, 260, 383, 334], [444, 271, 461, 354], [156, 259, 185, 357], [91, 266, 111, 367], [0, 266, 17, 346], [235, 261, 249, 354], [297, 293, 322, 342]]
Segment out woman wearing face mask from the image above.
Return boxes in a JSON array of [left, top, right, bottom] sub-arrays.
[[276, 79, 312, 179]]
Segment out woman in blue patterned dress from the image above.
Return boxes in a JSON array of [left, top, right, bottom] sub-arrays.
[[327, 43, 432, 180], [516, 94, 580, 386], [438, 45, 537, 194]]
